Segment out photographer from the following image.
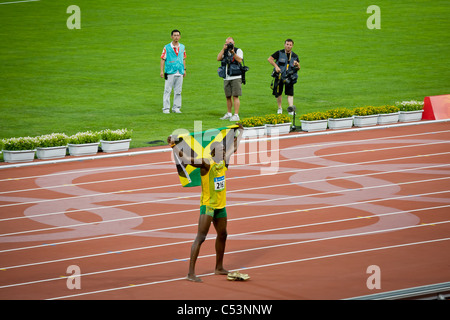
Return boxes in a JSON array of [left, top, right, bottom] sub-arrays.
[[217, 37, 244, 121], [268, 39, 300, 114]]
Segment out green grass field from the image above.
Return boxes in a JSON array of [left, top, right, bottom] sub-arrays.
[[1, 0, 449, 148]]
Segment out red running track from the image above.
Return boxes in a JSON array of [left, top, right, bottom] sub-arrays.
[[0, 121, 449, 300]]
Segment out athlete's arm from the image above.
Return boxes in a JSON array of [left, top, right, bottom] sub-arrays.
[[225, 124, 244, 163]]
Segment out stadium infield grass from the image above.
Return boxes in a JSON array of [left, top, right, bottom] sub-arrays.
[[0, 0, 449, 148]]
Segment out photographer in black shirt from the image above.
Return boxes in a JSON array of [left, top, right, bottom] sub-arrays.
[[268, 39, 300, 114], [217, 37, 245, 122]]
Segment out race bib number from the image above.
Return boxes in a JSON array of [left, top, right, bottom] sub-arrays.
[[214, 176, 225, 191]]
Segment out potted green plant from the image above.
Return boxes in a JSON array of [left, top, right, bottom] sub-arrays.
[[375, 105, 400, 124], [100, 128, 132, 153], [2, 136, 38, 163], [396, 100, 424, 122], [67, 131, 100, 156], [240, 116, 266, 138], [352, 106, 379, 127], [36, 133, 69, 160], [326, 107, 354, 129], [264, 114, 292, 135], [299, 111, 328, 132]]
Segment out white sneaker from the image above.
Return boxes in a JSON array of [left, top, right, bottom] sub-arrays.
[[230, 114, 240, 121], [220, 112, 232, 120], [277, 108, 282, 114], [172, 109, 182, 113], [163, 109, 170, 114]]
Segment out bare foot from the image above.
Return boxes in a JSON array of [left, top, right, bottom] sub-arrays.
[[215, 268, 229, 275], [187, 274, 203, 283]]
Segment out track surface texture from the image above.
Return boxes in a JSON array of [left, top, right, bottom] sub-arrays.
[[0, 121, 449, 300]]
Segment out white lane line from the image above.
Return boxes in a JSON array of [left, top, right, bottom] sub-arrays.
[[1, 172, 448, 238], [45, 236, 450, 300], [0, 161, 170, 183], [1, 139, 447, 196], [0, 186, 448, 254], [0, 0, 39, 5], [2, 204, 449, 271], [1, 149, 449, 212], [2, 220, 449, 290]]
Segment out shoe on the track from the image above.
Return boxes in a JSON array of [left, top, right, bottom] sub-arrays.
[[227, 271, 250, 281]]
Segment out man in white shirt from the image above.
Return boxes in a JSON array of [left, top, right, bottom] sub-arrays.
[[160, 29, 186, 113], [217, 37, 243, 122]]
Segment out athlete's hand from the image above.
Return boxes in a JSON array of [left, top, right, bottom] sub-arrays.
[[167, 135, 175, 146]]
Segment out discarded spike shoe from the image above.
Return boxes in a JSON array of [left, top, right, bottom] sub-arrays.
[[227, 271, 250, 281]]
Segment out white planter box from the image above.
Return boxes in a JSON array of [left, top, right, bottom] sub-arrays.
[[265, 122, 292, 135], [2, 149, 36, 163], [36, 146, 67, 160], [328, 117, 353, 130], [399, 110, 423, 122], [242, 126, 265, 138], [378, 112, 399, 125], [100, 139, 131, 153], [353, 114, 378, 127], [301, 119, 328, 132], [68, 142, 100, 156]]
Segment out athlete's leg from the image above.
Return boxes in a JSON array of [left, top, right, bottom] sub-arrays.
[[213, 216, 228, 275], [187, 214, 213, 282]]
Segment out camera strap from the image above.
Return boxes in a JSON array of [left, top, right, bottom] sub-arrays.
[[286, 52, 292, 71]]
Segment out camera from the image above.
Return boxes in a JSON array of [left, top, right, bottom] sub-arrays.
[[226, 42, 234, 51], [241, 65, 249, 84], [284, 68, 298, 85]]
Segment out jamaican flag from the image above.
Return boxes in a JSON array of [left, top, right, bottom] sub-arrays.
[[173, 124, 239, 187]]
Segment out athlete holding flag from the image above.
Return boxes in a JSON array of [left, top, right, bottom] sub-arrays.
[[168, 123, 244, 282]]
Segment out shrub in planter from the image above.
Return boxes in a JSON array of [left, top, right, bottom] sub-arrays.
[[299, 111, 329, 121], [240, 116, 266, 138], [2, 136, 38, 151], [100, 128, 132, 141], [240, 116, 265, 128], [353, 106, 379, 116], [100, 128, 133, 153], [2, 136, 38, 163], [35, 133, 69, 160], [375, 105, 400, 124], [395, 100, 424, 122], [326, 108, 354, 129], [68, 131, 100, 144], [264, 114, 292, 135], [68, 131, 100, 156], [374, 105, 400, 114], [352, 106, 379, 127], [326, 107, 353, 119], [264, 114, 291, 125], [395, 100, 424, 111], [299, 111, 328, 132], [37, 133, 69, 148]]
